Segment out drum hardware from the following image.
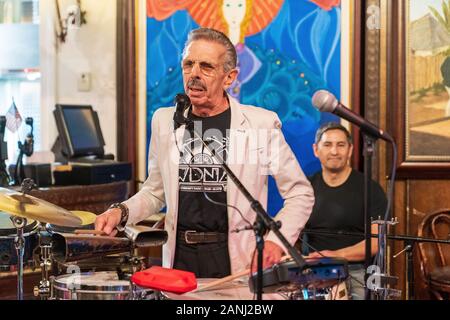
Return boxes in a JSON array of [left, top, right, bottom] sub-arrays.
[[127, 255, 146, 275], [129, 262, 153, 301], [7, 179, 35, 300], [51, 232, 132, 263], [50, 225, 168, 264], [44, 221, 167, 300], [371, 218, 400, 300], [123, 255, 156, 300], [0, 194, 168, 300], [33, 242, 52, 300], [0, 212, 38, 269], [0, 182, 82, 300], [10, 215, 27, 300], [48, 254, 153, 300], [50, 271, 137, 300], [124, 225, 168, 248]]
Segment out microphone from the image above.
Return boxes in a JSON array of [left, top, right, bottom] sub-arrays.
[[312, 90, 393, 142], [173, 93, 191, 130]]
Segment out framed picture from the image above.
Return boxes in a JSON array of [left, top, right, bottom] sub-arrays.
[[389, 0, 450, 177]]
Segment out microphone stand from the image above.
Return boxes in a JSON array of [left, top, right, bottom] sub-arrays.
[[362, 134, 392, 300], [176, 116, 307, 300]]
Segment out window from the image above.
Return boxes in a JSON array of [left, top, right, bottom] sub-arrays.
[[0, 0, 40, 166]]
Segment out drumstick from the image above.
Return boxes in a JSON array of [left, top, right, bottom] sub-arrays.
[[192, 255, 297, 293], [74, 229, 107, 235], [193, 269, 250, 293]]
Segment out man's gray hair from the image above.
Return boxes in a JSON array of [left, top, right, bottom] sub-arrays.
[[182, 28, 237, 72], [315, 122, 353, 144]]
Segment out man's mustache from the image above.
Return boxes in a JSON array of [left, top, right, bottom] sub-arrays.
[[187, 78, 206, 90]]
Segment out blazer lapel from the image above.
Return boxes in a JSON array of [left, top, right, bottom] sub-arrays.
[[227, 96, 249, 208]]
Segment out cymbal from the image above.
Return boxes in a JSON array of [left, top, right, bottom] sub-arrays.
[[70, 210, 97, 226], [0, 187, 82, 227]]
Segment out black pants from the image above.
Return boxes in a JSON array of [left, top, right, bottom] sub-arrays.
[[173, 240, 231, 278]]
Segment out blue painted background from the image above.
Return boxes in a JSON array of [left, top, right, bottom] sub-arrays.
[[146, 0, 340, 215]]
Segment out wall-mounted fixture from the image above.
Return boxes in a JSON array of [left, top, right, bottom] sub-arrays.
[[55, 0, 87, 43]]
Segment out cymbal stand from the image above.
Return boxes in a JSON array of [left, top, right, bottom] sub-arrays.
[[10, 215, 27, 300], [128, 250, 146, 300], [34, 226, 52, 300], [10, 178, 38, 300], [370, 218, 401, 300]]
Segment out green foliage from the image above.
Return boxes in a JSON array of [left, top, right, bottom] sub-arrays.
[[429, 1, 450, 33], [432, 82, 446, 94]]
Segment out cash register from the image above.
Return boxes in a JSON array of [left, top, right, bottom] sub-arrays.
[[51, 104, 131, 185]]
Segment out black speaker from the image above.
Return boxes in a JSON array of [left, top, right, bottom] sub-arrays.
[[70, 162, 132, 185], [9, 163, 52, 187]]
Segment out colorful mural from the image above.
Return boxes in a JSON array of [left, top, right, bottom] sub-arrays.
[[146, 0, 341, 214]]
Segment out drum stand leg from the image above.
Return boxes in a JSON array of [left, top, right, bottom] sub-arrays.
[[10, 216, 27, 300], [34, 244, 52, 300], [128, 252, 146, 300]]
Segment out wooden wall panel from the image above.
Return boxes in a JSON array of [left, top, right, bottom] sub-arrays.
[[391, 180, 407, 298], [390, 179, 450, 299], [408, 180, 450, 299]]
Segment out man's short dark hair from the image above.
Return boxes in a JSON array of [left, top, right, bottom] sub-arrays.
[[315, 122, 353, 144], [182, 28, 237, 72]]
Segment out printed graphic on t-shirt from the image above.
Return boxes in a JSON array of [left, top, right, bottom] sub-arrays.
[[179, 135, 228, 193]]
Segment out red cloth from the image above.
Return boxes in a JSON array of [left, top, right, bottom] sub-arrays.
[[131, 266, 197, 294]]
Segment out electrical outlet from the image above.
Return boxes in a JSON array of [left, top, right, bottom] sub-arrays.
[[78, 72, 91, 92]]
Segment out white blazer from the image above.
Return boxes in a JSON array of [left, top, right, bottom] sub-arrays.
[[123, 95, 314, 274]]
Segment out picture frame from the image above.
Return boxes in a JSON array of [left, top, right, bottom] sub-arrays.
[[389, 0, 450, 178]]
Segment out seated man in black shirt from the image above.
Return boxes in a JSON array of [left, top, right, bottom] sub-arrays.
[[302, 122, 387, 299]]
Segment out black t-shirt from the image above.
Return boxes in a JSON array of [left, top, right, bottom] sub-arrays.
[[177, 107, 231, 233], [304, 170, 387, 252]]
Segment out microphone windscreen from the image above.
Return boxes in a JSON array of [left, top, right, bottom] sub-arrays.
[[312, 90, 338, 113], [174, 93, 191, 109]]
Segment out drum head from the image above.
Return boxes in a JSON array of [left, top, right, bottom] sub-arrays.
[[54, 271, 129, 292], [48, 210, 96, 233], [0, 211, 37, 236], [53, 271, 155, 300]]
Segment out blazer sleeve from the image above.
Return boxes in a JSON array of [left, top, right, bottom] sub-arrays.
[[265, 113, 315, 252], [123, 109, 166, 225]]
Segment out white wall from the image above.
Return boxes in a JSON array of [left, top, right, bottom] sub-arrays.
[[40, 0, 117, 157], [137, 0, 147, 183]]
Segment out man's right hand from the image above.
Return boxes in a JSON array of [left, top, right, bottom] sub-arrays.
[[94, 208, 122, 237]]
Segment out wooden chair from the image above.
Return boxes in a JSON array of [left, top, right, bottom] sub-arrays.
[[417, 209, 450, 300]]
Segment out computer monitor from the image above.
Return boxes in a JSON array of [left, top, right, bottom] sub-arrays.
[[53, 104, 105, 159]]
